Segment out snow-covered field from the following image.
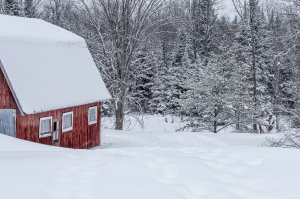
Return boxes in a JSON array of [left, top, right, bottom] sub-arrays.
[[1, 115, 300, 199]]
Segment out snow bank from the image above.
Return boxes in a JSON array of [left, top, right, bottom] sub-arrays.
[[0, 134, 63, 151], [101, 115, 275, 148], [1, 115, 300, 199]]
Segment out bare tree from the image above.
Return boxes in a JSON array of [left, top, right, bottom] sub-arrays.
[[78, 0, 164, 130], [43, 0, 73, 26], [266, 130, 300, 148], [22, 0, 43, 17]]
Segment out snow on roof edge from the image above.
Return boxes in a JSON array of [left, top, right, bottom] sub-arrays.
[[1, 57, 112, 115], [26, 99, 111, 115], [0, 14, 85, 45]]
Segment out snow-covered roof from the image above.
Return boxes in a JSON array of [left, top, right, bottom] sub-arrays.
[[0, 14, 111, 114]]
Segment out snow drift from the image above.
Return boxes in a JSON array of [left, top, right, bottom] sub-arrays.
[[1, 115, 300, 199]]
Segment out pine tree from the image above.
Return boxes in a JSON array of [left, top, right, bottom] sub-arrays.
[[149, 44, 169, 114], [179, 18, 234, 133], [226, 16, 254, 131], [4, 0, 21, 16], [130, 50, 155, 113], [190, 0, 217, 65], [24, 0, 36, 17], [180, 45, 230, 133], [166, 29, 192, 115], [246, 0, 273, 133]]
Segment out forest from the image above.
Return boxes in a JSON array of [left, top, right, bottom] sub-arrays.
[[1, 0, 300, 136]]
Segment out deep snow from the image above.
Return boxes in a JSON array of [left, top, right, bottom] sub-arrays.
[[0, 115, 300, 199]]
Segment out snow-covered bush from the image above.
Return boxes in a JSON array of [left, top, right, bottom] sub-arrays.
[[266, 130, 300, 149]]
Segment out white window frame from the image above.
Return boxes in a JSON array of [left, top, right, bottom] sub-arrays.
[[62, 111, 73, 132], [88, 106, 97, 125], [39, 116, 52, 138]]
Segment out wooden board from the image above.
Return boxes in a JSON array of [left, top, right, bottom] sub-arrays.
[[0, 67, 18, 111], [16, 102, 101, 149], [1, 65, 101, 149]]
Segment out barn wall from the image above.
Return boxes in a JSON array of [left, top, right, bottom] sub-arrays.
[[16, 102, 101, 149], [0, 68, 18, 111]]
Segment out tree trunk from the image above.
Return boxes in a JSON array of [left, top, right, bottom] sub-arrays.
[[213, 106, 218, 133], [273, 58, 281, 132], [213, 122, 217, 133], [115, 100, 124, 130], [235, 109, 240, 130], [258, 123, 263, 134], [249, 0, 258, 133], [276, 115, 280, 132]]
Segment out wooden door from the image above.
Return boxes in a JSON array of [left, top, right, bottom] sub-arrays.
[[0, 109, 16, 137], [53, 120, 60, 146]]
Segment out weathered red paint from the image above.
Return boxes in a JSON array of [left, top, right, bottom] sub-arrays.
[[16, 103, 101, 149], [0, 67, 18, 110], [1, 67, 101, 149]]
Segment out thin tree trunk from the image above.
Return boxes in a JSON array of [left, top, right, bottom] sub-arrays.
[[252, 57, 258, 132], [249, 0, 258, 133], [276, 115, 280, 131], [213, 106, 218, 133], [274, 58, 280, 132], [115, 100, 124, 130], [236, 109, 240, 130]]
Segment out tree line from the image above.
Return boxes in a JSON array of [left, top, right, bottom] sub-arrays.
[[1, 0, 300, 133]]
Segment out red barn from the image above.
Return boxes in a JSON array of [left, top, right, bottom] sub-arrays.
[[0, 15, 110, 148]]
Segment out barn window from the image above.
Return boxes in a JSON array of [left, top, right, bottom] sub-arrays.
[[88, 106, 97, 125], [39, 116, 52, 138], [62, 112, 73, 132]]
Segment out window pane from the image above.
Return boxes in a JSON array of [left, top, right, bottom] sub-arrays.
[[41, 119, 51, 134], [88, 108, 96, 123], [63, 113, 72, 130]]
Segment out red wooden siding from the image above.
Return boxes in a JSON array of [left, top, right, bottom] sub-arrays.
[[16, 102, 101, 149], [1, 67, 101, 149], [0, 68, 18, 110]]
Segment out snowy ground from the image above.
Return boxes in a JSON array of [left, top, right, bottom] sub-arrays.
[[1, 115, 300, 199]]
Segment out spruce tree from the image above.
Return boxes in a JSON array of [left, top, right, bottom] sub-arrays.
[[190, 0, 217, 65], [167, 29, 192, 115], [149, 44, 169, 114], [24, 0, 36, 18], [4, 0, 21, 16]]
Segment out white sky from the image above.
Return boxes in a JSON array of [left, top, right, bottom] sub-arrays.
[[219, 0, 282, 19], [219, 0, 237, 19]]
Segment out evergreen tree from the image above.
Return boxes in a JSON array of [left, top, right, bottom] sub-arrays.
[[4, 0, 21, 16], [226, 15, 254, 131], [180, 40, 230, 133], [149, 44, 169, 114], [246, 0, 273, 132], [190, 0, 218, 65], [24, 0, 36, 17], [130, 50, 155, 113], [166, 29, 192, 115]]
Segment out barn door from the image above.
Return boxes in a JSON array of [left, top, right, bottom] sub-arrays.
[[0, 109, 16, 137]]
